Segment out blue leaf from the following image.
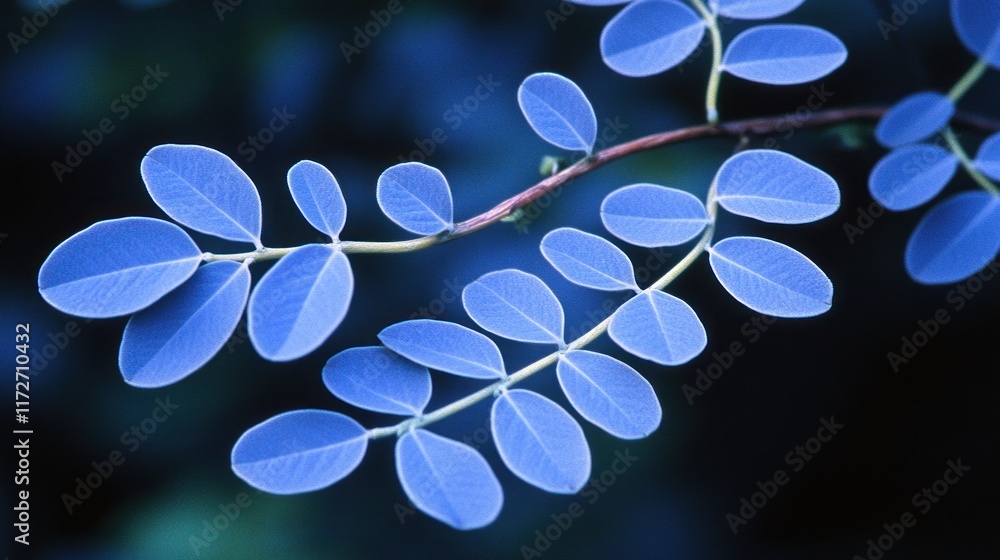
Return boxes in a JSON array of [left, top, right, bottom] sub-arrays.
[[972, 132, 1000, 181], [231, 409, 368, 494], [868, 145, 959, 211], [38, 217, 202, 318], [557, 350, 661, 439], [377, 162, 454, 236], [248, 245, 353, 361], [709, 236, 833, 317], [713, 0, 805, 19], [540, 228, 638, 291], [141, 144, 262, 245], [119, 261, 250, 388], [463, 270, 565, 345], [600, 0, 705, 78], [491, 389, 590, 494], [905, 192, 1000, 284], [715, 150, 840, 224], [601, 184, 710, 247], [518, 73, 598, 154], [608, 291, 707, 365], [288, 160, 347, 239], [396, 429, 503, 530], [378, 320, 506, 379], [722, 25, 847, 85], [950, 0, 1000, 68], [323, 347, 431, 416], [874, 92, 955, 149]]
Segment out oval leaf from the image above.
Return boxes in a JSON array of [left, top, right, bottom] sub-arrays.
[[377, 162, 454, 236], [378, 320, 506, 379], [951, 0, 1000, 68], [972, 132, 1000, 181], [868, 145, 958, 211], [601, 184, 710, 247], [905, 191, 1000, 284], [541, 228, 638, 291], [248, 245, 353, 361], [38, 217, 202, 318], [396, 429, 504, 530], [608, 291, 707, 366], [463, 270, 565, 345], [557, 350, 661, 439], [714, 0, 805, 19], [231, 409, 368, 494], [709, 236, 833, 317], [600, 0, 706, 77], [715, 150, 840, 224], [288, 160, 347, 239], [518, 73, 597, 153], [491, 389, 590, 494], [141, 144, 262, 245], [874, 92, 955, 149], [119, 261, 250, 388], [323, 347, 431, 416], [722, 25, 847, 85]]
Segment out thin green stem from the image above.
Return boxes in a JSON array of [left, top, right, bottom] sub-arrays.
[[943, 127, 1000, 195], [948, 57, 990, 103], [689, 0, 723, 124]]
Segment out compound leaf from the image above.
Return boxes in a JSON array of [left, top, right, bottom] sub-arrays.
[[518, 73, 597, 154], [874, 92, 955, 149], [722, 25, 847, 85], [600, 0, 705, 77], [396, 429, 503, 530], [608, 291, 707, 366], [601, 184, 709, 247], [141, 144, 262, 245], [492, 389, 590, 494], [378, 320, 506, 380], [557, 350, 661, 439], [972, 132, 1000, 181], [709, 236, 832, 317], [231, 409, 368, 494], [541, 228, 638, 291], [38, 217, 202, 318], [951, 0, 1000, 68], [377, 162, 454, 236], [905, 191, 1000, 284], [714, 0, 805, 19], [119, 261, 250, 388], [288, 160, 347, 239], [463, 270, 565, 345], [868, 144, 958, 211], [248, 245, 353, 361], [323, 346, 431, 416]]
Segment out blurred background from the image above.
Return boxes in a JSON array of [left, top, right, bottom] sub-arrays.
[[2, 0, 999, 558]]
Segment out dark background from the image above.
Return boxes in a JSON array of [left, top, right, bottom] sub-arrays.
[[2, 0, 999, 558]]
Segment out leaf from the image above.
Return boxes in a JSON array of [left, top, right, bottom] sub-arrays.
[[141, 144, 262, 245], [323, 347, 431, 416], [600, 0, 706, 77], [557, 350, 661, 439], [715, 150, 840, 224], [491, 389, 590, 494], [950, 0, 1000, 68], [601, 184, 710, 247], [38, 217, 202, 318], [540, 228, 638, 291], [709, 236, 833, 317], [874, 92, 955, 149], [905, 191, 1000, 284], [608, 291, 707, 366], [518, 73, 598, 154], [722, 25, 847, 85], [248, 245, 353, 361], [378, 320, 506, 379], [377, 162, 454, 236], [119, 261, 250, 388], [395, 429, 503, 530], [288, 160, 347, 239], [713, 0, 805, 19], [972, 132, 1000, 181], [231, 409, 368, 494], [868, 145, 959, 211], [462, 270, 565, 345]]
